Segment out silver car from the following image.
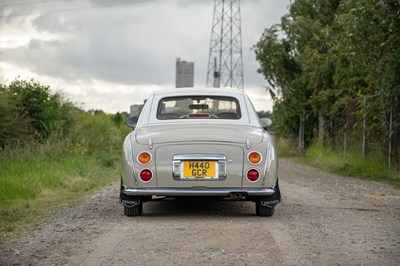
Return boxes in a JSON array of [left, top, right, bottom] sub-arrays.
[[120, 88, 281, 216]]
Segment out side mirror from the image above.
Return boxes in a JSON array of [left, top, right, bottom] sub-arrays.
[[125, 117, 138, 128], [260, 118, 272, 130]]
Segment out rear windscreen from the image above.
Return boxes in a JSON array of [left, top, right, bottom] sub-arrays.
[[157, 96, 241, 120]]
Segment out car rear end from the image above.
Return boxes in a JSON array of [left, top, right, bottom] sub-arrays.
[[120, 89, 281, 216]]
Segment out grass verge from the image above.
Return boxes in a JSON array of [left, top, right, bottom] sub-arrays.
[[0, 153, 119, 244], [276, 139, 400, 188]]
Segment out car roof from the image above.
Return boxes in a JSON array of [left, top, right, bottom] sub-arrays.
[[152, 87, 246, 97]]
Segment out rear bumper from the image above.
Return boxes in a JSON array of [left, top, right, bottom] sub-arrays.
[[122, 187, 277, 197]]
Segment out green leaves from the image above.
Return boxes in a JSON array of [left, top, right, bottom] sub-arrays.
[[0, 79, 129, 157], [254, 0, 400, 167], [3, 79, 64, 141], [0, 86, 34, 148]]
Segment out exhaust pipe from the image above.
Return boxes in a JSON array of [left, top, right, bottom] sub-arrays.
[[231, 192, 247, 200]]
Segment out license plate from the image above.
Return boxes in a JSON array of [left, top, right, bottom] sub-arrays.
[[183, 161, 216, 179]]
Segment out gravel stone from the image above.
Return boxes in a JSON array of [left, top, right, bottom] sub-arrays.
[[0, 159, 399, 265]]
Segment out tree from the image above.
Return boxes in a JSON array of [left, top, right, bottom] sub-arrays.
[[254, 0, 340, 151], [256, 111, 272, 119], [332, 0, 400, 165], [254, 0, 399, 168]]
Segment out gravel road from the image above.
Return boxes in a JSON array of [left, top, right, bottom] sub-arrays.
[[1, 159, 399, 266]]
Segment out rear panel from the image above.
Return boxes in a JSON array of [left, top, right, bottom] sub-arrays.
[[155, 144, 244, 188]]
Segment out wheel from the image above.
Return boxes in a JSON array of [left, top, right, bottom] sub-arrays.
[[255, 200, 275, 217], [124, 202, 143, 216], [120, 178, 143, 216]]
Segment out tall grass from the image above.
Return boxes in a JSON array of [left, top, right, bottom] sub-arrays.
[[0, 154, 116, 203], [0, 111, 131, 243], [0, 154, 118, 241], [276, 139, 399, 187], [275, 137, 298, 158]]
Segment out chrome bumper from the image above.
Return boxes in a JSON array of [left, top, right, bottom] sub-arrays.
[[122, 187, 276, 197]]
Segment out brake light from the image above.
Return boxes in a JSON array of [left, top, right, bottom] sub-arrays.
[[246, 169, 260, 182], [139, 169, 153, 182], [137, 152, 152, 165], [248, 151, 262, 165], [188, 113, 210, 118]]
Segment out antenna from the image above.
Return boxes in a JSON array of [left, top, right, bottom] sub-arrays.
[[206, 0, 244, 90]]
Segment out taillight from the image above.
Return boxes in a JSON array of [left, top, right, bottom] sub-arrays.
[[248, 151, 262, 165], [137, 152, 152, 165], [139, 169, 153, 182], [246, 169, 260, 182]]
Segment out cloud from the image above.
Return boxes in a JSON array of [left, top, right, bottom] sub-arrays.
[[0, 0, 290, 113]]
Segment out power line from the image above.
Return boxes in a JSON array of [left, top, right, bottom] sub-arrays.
[[0, 0, 157, 19]]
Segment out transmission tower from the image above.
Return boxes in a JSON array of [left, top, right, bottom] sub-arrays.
[[206, 0, 244, 90]]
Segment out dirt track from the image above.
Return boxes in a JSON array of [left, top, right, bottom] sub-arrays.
[[1, 159, 400, 265]]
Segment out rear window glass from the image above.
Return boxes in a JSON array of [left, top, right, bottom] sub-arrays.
[[157, 96, 241, 120]]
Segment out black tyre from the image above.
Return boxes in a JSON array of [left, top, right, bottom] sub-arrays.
[[255, 200, 275, 217], [124, 202, 143, 216]]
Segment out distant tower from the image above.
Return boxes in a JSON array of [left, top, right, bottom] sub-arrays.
[[206, 0, 244, 90], [176, 57, 194, 88]]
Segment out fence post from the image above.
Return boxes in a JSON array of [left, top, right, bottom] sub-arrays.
[[362, 95, 366, 158], [344, 123, 347, 154], [389, 103, 393, 170], [298, 117, 305, 155], [318, 115, 324, 146]]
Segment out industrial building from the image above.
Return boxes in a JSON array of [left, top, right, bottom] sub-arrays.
[[176, 57, 194, 88]]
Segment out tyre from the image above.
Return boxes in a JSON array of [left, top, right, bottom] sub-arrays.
[[124, 202, 143, 216], [255, 200, 275, 217]]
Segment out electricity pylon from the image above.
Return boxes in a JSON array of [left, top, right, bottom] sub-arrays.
[[206, 0, 244, 90]]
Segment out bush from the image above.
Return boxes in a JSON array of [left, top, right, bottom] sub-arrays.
[[0, 88, 34, 148], [0, 78, 132, 243], [66, 111, 124, 155], [7, 79, 65, 138], [0, 79, 130, 157]]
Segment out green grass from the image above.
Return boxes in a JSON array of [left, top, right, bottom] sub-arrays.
[[0, 81, 130, 244], [277, 141, 400, 188], [275, 138, 298, 158], [0, 153, 119, 244]]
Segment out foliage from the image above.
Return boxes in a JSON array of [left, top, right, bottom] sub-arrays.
[[256, 110, 272, 119], [277, 140, 399, 187], [0, 87, 34, 148], [4, 79, 65, 139], [254, 0, 400, 168], [0, 78, 130, 155], [295, 145, 399, 187], [0, 78, 132, 243], [111, 111, 130, 127]]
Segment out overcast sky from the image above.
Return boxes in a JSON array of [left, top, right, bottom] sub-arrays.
[[0, 0, 290, 113]]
